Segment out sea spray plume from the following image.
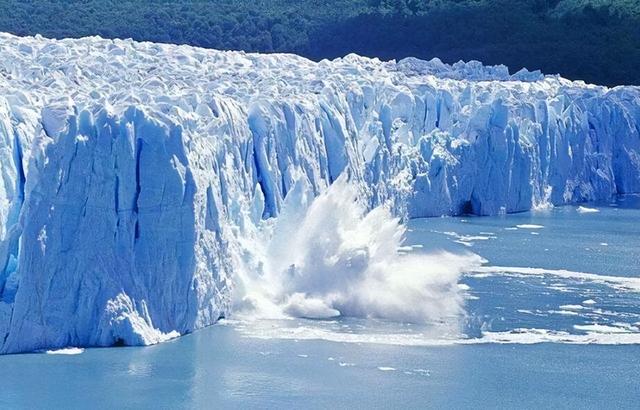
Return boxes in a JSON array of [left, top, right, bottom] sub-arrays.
[[234, 176, 484, 324]]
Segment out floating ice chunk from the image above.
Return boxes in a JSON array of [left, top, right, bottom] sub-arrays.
[[45, 347, 84, 355], [577, 206, 599, 214], [283, 294, 341, 320], [574, 324, 632, 333], [437, 230, 495, 247], [549, 310, 580, 316], [560, 305, 586, 310]]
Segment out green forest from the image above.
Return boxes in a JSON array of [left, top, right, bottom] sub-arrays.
[[0, 0, 638, 86]]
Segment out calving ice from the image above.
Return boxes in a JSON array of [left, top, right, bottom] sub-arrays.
[[0, 32, 639, 354], [233, 176, 480, 324]]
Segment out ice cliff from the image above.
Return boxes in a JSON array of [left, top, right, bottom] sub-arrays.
[[0, 33, 639, 353]]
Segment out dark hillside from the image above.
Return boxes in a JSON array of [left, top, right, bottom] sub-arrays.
[[0, 0, 638, 86]]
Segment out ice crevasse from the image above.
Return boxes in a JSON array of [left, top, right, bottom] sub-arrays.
[[0, 32, 639, 353]]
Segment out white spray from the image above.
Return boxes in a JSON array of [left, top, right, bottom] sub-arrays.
[[233, 176, 483, 326]]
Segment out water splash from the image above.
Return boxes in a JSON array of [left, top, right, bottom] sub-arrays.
[[233, 176, 483, 325]]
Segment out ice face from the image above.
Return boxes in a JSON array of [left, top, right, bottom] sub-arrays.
[[0, 33, 639, 353]]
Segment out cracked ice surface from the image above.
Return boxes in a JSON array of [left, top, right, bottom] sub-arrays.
[[0, 32, 639, 353]]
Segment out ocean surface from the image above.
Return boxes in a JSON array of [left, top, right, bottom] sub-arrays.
[[1, 196, 639, 409]]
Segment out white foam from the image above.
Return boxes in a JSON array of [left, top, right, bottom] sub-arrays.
[[454, 240, 474, 247], [474, 328, 640, 345], [237, 322, 640, 346], [235, 177, 483, 324], [468, 266, 640, 292], [574, 324, 635, 333], [438, 231, 495, 242], [515, 224, 544, 229], [236, 323, 461, 346]]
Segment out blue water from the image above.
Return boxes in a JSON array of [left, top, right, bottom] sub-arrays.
[[2, 326, 638, 409], [407, 196, 640, 341], [410, 195, 640, 278], [1, 197, 639, 409]]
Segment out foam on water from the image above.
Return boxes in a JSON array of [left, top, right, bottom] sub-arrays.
[[468, 266, 640, 293], [515, 224, 545, 229], [577, 206, 600, 214], [235, 320, 640, 347], [476, 328, 640, 345]]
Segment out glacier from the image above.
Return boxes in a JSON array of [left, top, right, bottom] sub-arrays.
[[0, 32, 639, 354]]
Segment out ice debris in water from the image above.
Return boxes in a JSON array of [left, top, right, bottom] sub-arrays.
[[577, 206, 600, 214], [234, 176, 482, 324]]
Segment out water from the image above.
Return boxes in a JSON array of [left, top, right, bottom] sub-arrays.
[[1, 197, 639, 408], [408, 196, 640, 344], [2, 326, 638, 409], [412, 196, 640, 278]]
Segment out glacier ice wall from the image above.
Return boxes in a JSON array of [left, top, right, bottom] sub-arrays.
[[0, 33, 639, 353]]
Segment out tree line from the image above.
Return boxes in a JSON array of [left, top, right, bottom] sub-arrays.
[[0, 0, 637, 86]]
